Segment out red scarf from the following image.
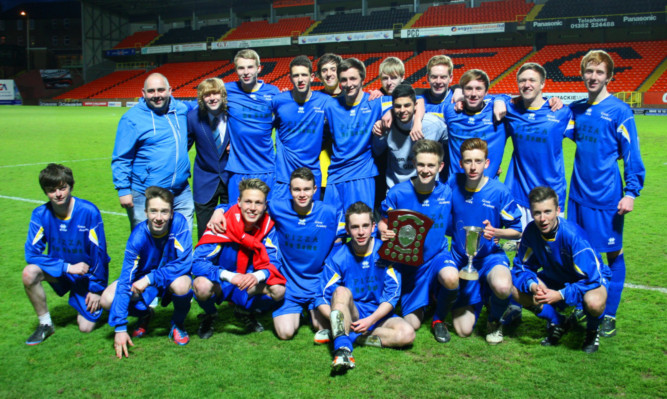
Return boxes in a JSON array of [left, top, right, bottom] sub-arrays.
[[197, 205, 286, 285]]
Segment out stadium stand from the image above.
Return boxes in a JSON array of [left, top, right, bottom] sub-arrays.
[[113, 30, 159, 49], [222, 17, 314, 40], [54, 70, 145, 99], [534, 0, 665, 19], [412, 0, 534, 27], [401, 47, 533, 91], [308, 8, 414, 34], [152, 25, 229, 46], [492, 41, 667, 94], [648, 70, 667, 92]]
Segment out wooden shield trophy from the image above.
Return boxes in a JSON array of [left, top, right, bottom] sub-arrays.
[[379, 209, 433, 267]]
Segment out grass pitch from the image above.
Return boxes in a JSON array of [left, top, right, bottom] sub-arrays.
[[0, 106, 665, 398]]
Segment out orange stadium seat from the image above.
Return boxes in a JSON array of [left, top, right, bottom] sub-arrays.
[[223, 17, 314, 40], [413, 0, 533, 27], [113, 31, 159, 49], [492, 41, 667, 94]]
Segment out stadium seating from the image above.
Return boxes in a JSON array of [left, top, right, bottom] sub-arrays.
[[401, 47, 533, 92], [413, 0, 534, 27], [492, 41, 667, 94], [309, 8, 414, 35], [151, 25, 229, 46], [222, 17, 314, 40], [113, 31, 159, 49], [648, 70, 667, 92], [535, 0, 664, 19], [54, 70, 145, 99]]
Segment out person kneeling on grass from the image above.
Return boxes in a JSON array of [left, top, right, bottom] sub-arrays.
[[101, 186, 193, 358], [192, 178, 286, 338], [316, 202, 415, 372], [23, 163, 110, 345], [511, 186, 611, 353]]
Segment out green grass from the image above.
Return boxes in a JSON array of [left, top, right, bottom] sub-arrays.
[[0, 106, 665, 398]]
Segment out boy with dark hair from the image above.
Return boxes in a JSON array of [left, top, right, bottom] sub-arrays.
[[512, 186, 611, 353], [23, 163, 110, 345]]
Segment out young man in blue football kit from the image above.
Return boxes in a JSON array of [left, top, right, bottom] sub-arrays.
[[192, 179, 286, 338], [102, 186, 193, 358], [225, 49, 281, 202], [512, 186, 611, 353], [438, 138, 522, 344], [567, 50, 645, 337], [503, 63, 573, 229], [271, 55, 335, 201], [378, 139, 453, 336], [317, 202, 415, 371], [323, 58, 384, 219], [442, 69, 508, 179], [270, 168, 342, 342], [23, 163, 110, 345]]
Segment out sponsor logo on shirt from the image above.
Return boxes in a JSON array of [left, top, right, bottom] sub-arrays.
[[315, 221, 328, 228], [361, 107, 372, 114], [600, 112, 612, 122], [482, 199, 495, 210], [314, 107, 324, 114]]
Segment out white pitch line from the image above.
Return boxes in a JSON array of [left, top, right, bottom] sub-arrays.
[[0, 194, 126, 217], [0, 157, 110, 168], [623, 283, 667, 294]]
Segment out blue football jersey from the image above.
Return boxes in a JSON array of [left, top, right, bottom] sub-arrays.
[[513, 217, 611, 306], [443, 96, 508, 179], [448, 174, 522, 259], [381, 179, 452, 263], [315, 239, 401, 309], [272, 91, 335, 186], [108, 212, 192, 330], [568, 96, 645, 209], [268, 200, 341, 301], [225, 81, 280, 174], [504, 99, 573, 208], [25, 197, 110, 293], [324, 92, 383, 184]]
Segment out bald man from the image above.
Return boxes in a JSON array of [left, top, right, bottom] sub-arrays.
[[112, 73, 195, 230]]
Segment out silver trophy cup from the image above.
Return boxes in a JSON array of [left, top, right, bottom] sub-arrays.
[[460, 226, 483, 280]]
